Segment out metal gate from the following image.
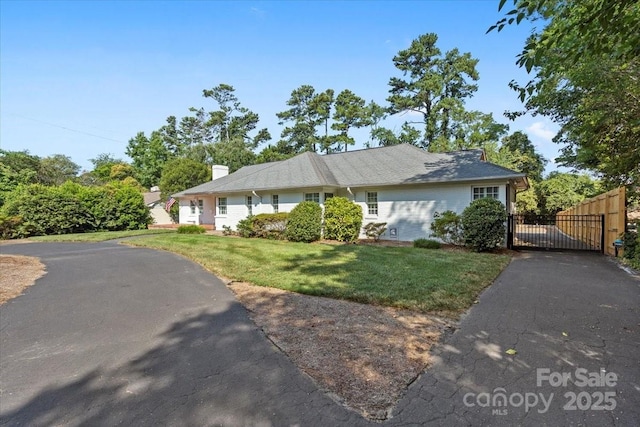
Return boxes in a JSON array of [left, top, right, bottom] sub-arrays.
[[507, 214, 604, 252]]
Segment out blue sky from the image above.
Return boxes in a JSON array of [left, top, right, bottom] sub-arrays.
[[1, 0, 561, 173]]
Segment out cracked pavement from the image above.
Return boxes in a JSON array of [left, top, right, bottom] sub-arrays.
[[1, 243, 638, 426]]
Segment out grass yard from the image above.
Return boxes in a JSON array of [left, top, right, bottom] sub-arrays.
[[128, 235, 511, 315], [28, 229, 175, 242]]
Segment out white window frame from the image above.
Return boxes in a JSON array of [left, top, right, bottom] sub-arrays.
[[218, 197, 227, 215], [473, 186, 500, 200], [272, 194, 279, 213], [304, 193, 320, 203], [198, 199, 204, 214], [190, 200, 196, 215], [246, 195, 253, 215], [366, 192, 378, 216]]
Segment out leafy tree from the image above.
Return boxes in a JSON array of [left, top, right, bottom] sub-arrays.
[[536, 172, 601, 214], [490, 0, 640, 187], [387, 33, 480, 150], [159, 158, 211, 200], [255, 143, 297, 164], [438, 111, 509, 152], [39, 154, 80, 186], [499, 131, 547, 181], [126, 131, 172, 188], [89, 153, 124, 184], [202, 84, 271, 149], [0, 150, 41, 205], [208, 138, 256, 173], [331, 90, 370, 152], [277, 85, 340, 153]]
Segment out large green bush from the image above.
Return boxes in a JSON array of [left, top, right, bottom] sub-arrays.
[[323, 197, 362, 242], [430, 210, 464, 245], [252, 213, 289, 239], [461, 198, 507, 252], [285, 201, 322, 243], [622, 227, 639, 269], [0, 181, 151, 238]]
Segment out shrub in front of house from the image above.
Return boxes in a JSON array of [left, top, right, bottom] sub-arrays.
[[363, 222, 387, 241], [461, 198, 507, 252], [177, 225, 206, 234], [430, 210, 464, 245], [413, 238, 441, 249], [252, 212, 289, 239], [285, 201, 322, 243], [236, 215, 255, 238], [323, 197, 362, 242]]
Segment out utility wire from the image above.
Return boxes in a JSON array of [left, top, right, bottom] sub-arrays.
[[3, 112, 128, 144]]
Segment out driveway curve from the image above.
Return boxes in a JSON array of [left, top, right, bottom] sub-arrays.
[[0, 242, 368, 426]]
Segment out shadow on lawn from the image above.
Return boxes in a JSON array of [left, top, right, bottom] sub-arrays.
[[0, 303, 364, 427]]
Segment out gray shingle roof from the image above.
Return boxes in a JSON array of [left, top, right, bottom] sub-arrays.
[[173, 144, 527, 197]]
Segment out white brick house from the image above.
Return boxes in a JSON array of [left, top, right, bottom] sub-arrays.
[[173, 144, 528, 241]]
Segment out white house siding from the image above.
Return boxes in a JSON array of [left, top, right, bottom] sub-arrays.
[[178, 197, 215, 225], [351, 181, 511, 241]]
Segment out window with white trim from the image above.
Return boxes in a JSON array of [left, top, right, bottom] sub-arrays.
[[246, 195, 253, 215], [473, 186, 499, 200], [218, 197, 227, 215], [198, 199, 203, 213], [272, 195, 279, 213], [190, 200, 196, 214], [366, 192, 378, 216], [304, 193, 320, 203]]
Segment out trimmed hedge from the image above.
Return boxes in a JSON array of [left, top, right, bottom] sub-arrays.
[[177, 225, 206, 234], [413, 238, 441, 249], [285, 201, 322, 243], [461, 198, 507, 252], [0, 181, 151, 238], [323, 197, 362, 242], [253, 213, 289, 239]]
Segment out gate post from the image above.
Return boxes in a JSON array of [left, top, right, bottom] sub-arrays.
[[600, 214, 605, 253], [507, 215, 514, 249]]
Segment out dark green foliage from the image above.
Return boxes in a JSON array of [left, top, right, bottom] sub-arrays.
[[0, 182, 151, 238], [0, 214, 24, 239], [236, 216, 255, 238], [177, 225, 206, 234], [252, 213, 289, 239], [363, 222, 387, 241], [323, 197, 362, 242], [222, 225, 234, 236], [237, 213, 289, 239], [430, 210, 464, 245], [622, 228, 639, 269], [159, 158, 211, 200], [285, 201, 322, 242], [413, 238, 441, 249], [461, 198, 507, 252]]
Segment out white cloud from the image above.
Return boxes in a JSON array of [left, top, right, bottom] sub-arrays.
[[526, 121, 556, 142]]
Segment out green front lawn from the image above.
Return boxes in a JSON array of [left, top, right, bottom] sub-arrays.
[[128, 235, 510, 315], [28, 229, 175, 242]]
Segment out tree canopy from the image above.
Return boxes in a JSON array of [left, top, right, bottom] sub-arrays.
[[490, 0, 640, 187]]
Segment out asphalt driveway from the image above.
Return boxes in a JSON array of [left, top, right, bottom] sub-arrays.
[[0, 242, 367, 426], [1, 242, 639, 426]]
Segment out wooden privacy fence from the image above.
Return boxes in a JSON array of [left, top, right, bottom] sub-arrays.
[[556, 187, 626, 256]]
